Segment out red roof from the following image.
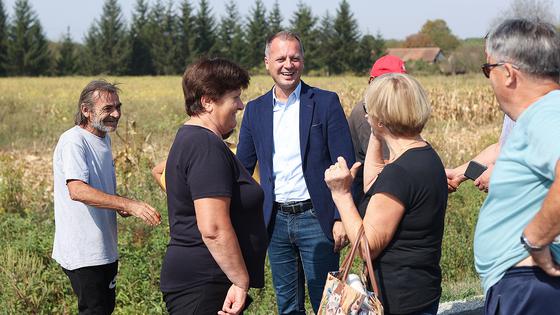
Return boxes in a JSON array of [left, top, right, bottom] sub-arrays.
[[386, 47, 443, 63]]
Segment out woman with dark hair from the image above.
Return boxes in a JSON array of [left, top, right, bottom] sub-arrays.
[[160, 58, 268, 315]]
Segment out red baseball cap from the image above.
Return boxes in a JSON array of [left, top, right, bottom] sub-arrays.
[[370, 55, 406, 78]]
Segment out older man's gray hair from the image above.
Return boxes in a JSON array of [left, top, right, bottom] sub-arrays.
[[486, 18, 560, 81]]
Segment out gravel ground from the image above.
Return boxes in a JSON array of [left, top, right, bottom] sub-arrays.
[[437, 296, 484, 315]]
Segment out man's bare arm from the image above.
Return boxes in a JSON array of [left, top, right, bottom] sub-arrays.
[[67, 180, 161, 226]]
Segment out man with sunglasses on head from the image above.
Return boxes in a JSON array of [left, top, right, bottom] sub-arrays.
[[347, 55, 406, 206], [473, 19, 560, 315]]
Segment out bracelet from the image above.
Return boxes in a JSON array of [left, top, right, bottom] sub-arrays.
[[520, 233, 546, 252]]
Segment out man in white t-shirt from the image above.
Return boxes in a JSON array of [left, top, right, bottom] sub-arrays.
[[52, 80, 161, 314]]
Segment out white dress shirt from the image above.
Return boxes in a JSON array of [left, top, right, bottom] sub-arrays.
[[272, 82, 310, 203]]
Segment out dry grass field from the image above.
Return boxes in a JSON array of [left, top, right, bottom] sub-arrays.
[[0, 74, 500, 314]]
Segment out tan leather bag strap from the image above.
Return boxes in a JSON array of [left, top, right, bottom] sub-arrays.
[[338, 225, 381, 297], [339, 225, 364, 281], [359, 228, 380, 296]]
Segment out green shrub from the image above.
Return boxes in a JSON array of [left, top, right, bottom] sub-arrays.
[[0, 155, 25, 214], [406, 60, 442, 76], [0, 212, 75, 314]]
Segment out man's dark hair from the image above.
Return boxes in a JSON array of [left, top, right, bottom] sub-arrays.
[[182, 58, 250, 116], [74, 80, 121, 126]]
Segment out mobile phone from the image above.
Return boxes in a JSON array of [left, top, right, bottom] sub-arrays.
[[464, 161, 488, 180]]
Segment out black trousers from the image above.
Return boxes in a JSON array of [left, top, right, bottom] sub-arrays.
[[163, 282, 252, 315], [62, 261, 118, 315]]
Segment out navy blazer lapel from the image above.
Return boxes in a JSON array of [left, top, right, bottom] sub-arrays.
[[299, 81, 314, 164], [258, 88, 274, 170]]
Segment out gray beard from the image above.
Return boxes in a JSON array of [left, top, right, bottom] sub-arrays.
[[92, 119, 114, 133]]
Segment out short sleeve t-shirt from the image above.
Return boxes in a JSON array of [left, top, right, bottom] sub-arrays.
[[52, 126, 118, 270], [359, 145, 448, 314], [160, 125, 268, 292], [499, 114, 516, 146], [475, 90, 560, 293]]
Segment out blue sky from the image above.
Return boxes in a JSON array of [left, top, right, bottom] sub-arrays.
[[2, 0, 545, 42]]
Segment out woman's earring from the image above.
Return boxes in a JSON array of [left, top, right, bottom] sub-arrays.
[[377, 122, 383, 128]]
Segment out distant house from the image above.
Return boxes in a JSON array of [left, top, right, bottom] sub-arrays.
[[386, 47, 445, 64]]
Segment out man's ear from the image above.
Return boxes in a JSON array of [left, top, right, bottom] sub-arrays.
[[503, 63, 517, 87], [264, 57, 269, 71], [81, 104, 90, 118]]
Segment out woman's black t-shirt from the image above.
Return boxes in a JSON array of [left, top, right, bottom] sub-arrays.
[[359, 145, 448, 314], [160, 125, 268, 292]]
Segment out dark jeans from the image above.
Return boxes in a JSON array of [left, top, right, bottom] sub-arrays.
[[485, 266, 560, 315], [163, 282, 252, 315], [268, 208, 339, 314], [62, 261, 118, 315]]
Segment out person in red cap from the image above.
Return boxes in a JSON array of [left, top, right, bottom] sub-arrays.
[[348, 55, 406, 207]]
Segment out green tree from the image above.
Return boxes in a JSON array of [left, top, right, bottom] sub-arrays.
[[316, 11, 336, 75], [268, 0, 283, 35], [403, 32, 435, 48], [216, 0, 246, 65], [244, 0, 268, 70], [148, 0, 181, 75], [81, 24, 101, 74], [354, 32, 386, 74], [192, 0, 216, 58], [420, 19, 460, 52], [56, 27, 78, 75], [129, 0, 154, 75], [289, 1, 318, 72], [84, 0, 129, 75], [331, 0, 360, 73], [178, 0, 195, 67], [7, 0, 51, 76], [0, 0, 8, 76]]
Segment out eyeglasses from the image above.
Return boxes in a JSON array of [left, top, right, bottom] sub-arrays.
[[481, 62, 520, 78]]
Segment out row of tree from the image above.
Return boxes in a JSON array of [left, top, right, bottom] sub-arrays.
[[0, 0, 386, 76]]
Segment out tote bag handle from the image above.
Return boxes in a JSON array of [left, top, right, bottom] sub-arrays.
[[338, 225, 380, 296]]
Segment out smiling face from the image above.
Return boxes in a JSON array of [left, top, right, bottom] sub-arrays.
[[264, 37, 304, 99], [209, 89, 244, 137], [84, 91, 121, 137]]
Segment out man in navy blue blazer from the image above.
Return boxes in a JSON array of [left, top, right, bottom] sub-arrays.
[[237, 31, 355, 314]]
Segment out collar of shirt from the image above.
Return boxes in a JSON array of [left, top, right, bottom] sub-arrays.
[[272, 82, 302, 110]]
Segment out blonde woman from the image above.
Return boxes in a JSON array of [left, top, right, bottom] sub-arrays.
[[325, 73, 447, 315]]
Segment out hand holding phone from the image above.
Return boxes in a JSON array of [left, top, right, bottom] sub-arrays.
[[464, 161, 488, 180]]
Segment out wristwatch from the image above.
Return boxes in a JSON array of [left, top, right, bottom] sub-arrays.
[[520, 233, 546, 252]]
